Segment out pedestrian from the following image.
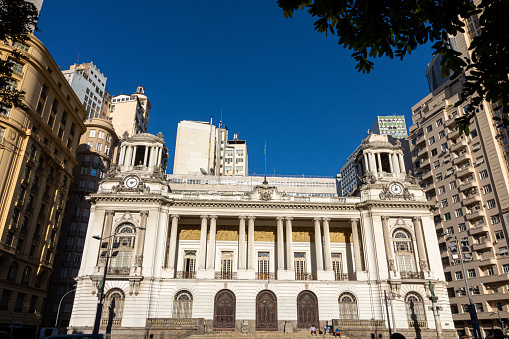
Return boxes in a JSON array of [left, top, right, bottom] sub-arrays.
[[310, 324, 317, 335], [334, 327, 341, 337]]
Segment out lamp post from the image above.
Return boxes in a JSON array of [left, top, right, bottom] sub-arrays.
[[55, 285, 77, 328], [91, 226, 145, 339], [447, 235, 482, 339]]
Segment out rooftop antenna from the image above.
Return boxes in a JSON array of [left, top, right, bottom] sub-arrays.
[[76, 54, 80, 64], [263, 141, 268, 185]]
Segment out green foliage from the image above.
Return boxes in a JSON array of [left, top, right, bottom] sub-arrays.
[[0, 0, 39, 114], [277, 0, 509, 133]]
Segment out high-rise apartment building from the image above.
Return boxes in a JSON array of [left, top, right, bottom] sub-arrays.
[[370, 115, 408, 139], [109, 86, 150, 136], [62, 62, 107, 119], [173, 120, 248, 176], [0, 35, 87, 337], [409, 8, 509, 334]]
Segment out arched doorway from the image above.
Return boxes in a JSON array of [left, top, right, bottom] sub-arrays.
[[297, 290, 319, 330], [213, 289, 236, 330], [256, 290, 277, 331]]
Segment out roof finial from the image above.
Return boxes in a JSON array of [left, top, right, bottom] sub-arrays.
[[263, 141, 268, 185]]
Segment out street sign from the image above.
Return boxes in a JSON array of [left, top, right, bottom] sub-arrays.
[[9, 322, 22, 328]]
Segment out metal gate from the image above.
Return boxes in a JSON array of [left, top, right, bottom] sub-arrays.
[[297, 290, 319, 330], [213, 289, 236, 330], [256, 290, 277, 331]]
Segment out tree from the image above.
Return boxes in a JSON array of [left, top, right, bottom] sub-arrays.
[[277, 0, 509, 133], [0, 0, 39, 114]]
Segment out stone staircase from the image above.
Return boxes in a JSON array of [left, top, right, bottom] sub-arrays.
[[187, 331, 349, 339]]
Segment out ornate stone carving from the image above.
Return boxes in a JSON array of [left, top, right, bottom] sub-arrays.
[[387, 259, 396, 271], [360, 171, 377, 185], [129, 279, 141, 296], [112, 182, 150, 194], [419, 259, 429, 271], [379, 184, 415, 201], [135, 254, 143, 267], [156, 132, 164, 139]]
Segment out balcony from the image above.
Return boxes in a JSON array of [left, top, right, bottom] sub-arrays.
[[176, 271, 196, 279], [417, 147, 428, 158], [295, 272, 317, 280], [479, 273, 509, 284], [107, 266, 130, 275], [408, 321, 428, 329], [460, 178, 478, 192], [464, 193, 482, 206], [451, 139, 469, 152], [215, 272, 237, 280], [457, 164, 474, 178], [400, 271, 425, 279], [415, 134, 425, 146], [454, 152, 472, 165], [334, 273, 355, 281], [469, 224, 489, 236], [445, 117, 457, 128], [472, 240, 493, 251], [422, 170, 433, 181], [466, 209, 485, 221], [449, 127, 460, 139], [256, 272, 276, 280]]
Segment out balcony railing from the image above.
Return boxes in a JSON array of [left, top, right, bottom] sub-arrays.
[[256, 272, 276, 280], [295, 272, 317, 280], [408, 320, 427, 328], [107, 266, 130, 275], [101, 318, 121, 326], [333, 319, 385, 328], [176, 271, 196, 279], [334, 273, 355, 281], [215, 271, 237, 280], [400, 271, 424, 279]]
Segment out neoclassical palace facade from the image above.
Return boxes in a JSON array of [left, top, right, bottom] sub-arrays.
[[69, 133, 456, 338]]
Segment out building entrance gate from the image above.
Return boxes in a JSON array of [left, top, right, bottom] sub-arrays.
[[256, 290, 277, 331], [297, 290, 319, 330], [213, 289, 236, 330]]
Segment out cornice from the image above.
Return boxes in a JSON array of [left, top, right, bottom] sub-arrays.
[[171, 199, 358, 210], [356, 200, 436, 210]]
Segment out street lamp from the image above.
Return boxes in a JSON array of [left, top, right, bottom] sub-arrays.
[[55, 285, 77, 328], [446, 235, 482, 339], [91, 226, 145, 339]]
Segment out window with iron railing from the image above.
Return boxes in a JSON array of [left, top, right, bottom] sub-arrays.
[[257, 252, 270, 280]]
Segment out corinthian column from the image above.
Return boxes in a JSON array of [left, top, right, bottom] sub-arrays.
[[276, 217, 284, 271], [322, 218, 333, 271], [238, 216, 246, 270], [351, 218, 363, 271], [381, 216, 395, 272], [285, 217, 294, 270], [167, 214, 179, 271], [247, 216, 255, 270], [314, 218, 324, 271], [413, 217, 429, 272], [198, 215, 208, 270], [207, 215, 217, 270]]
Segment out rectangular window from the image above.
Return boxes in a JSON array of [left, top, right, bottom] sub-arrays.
[[96, 143, 102, 151], [441, 199, 448, 208], [444, 213, 451, 221], [475, 156, 485, 166], [487, 267, 494, 275], [487, 199, 496, 209], [472, 142, 481, 152], [449, 181, 457, 189], [453, 194, 460, 203], [8, 59, 24, 76], [447, 226, 454, 235], [491, 215, 501, 224], [0, 290, 11, 310], [182, 250, 196, 278], [455, 208, 463, 217], [443, 155, 451, 164], [438, 186, 446, 194], [436, 118, 443, 127], [482, 184, 492, 194], [436, 173, 443, 181], [434, 160, 440, 169], [441, 143, 448, 152], [220, 251, 234, 279], [0, 126, 5, 142], [14, 293, 25, 312], [459, 223, 466, 232], [439, 130, 445, 139], [495, 231, 505, 240], [427, 125, 433, 133], [89, 129, 96, 137], [51, 99, 59, 114], [451, 304, 459, 314], [480, 170, 488, 179], [455, 271, 463, 280], [431, 149, 438, 156], [294, 252, 307, 280], [257, 252, 270, 280], [468, 269, 476, 278], [236, 150, 244, 156], [475, 303, 484, 312], [429, 136, 435, 145], [235, 166, 243, 172], [332, 253, 344, 280], [98, 131, 104, 139]]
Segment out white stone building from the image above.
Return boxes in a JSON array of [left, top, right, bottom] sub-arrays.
[[68, 133, 456, 338]]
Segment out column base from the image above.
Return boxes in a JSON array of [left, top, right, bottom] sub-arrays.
[[355, 271, 368, 280], [277, 269, 295, 280], [196, 269, 215, 279], [237, 269, 255, 280], [317, 270, 335, 280]]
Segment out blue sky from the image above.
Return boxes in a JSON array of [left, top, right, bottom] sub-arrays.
[[36, 0, 433, 177]]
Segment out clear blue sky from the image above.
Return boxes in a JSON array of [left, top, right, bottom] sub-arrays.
[[36, 0, 433, 177]]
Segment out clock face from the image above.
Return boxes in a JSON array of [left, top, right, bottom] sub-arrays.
[[389, 183, 403, 195], [125, 176, 139, 188]]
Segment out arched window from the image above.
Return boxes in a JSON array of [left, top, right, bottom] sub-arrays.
[[173, 290, 193, 318], [392, 229, 416, 275], [7, 262, 18, 282], [21, 266, 32, 285], [102, 289, 125, 326], [111, 224, 136, 271], [338, 292, 358, 320], [405, 292, 426, 328]]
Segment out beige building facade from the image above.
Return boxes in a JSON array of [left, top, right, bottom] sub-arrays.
[[108, 87, 150, 137], [0, 35, 87, 337]]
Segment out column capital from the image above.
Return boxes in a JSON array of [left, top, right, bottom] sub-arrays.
[[322, 217, 330, 222], [313, 217, 321, 222], [349, 218, 360, 224], [210, 215, 218, 220], [170, 214, 180, 220], [140, 210, 149, 217], [247, 216, 256, 221], [200, 215, 208, 220], [381, 216, 390, 222], [285, 216, 293, 221], [238, 215, 246, 220], [276, 216, 285, 221], [105, 210, 115, 216], [412, 216, 421, 223]]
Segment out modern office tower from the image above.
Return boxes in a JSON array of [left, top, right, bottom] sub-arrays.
[[27, 0, 44, 13], [0, 35, 87, 337], [370, 115, 408, 139], [68, 132, 456, 338], [108, 86, 150, 136], [338, 133, 411, 197], [42, 117, 119, 330], [173, 120, 248, 176], [409, 79, 509, 338], [62, 62, 107, 119]]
